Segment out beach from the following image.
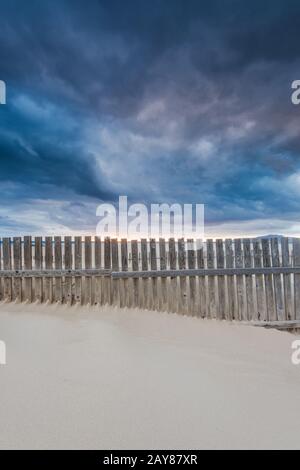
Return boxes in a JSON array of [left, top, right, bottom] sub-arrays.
[[0, 302, 300, 450]]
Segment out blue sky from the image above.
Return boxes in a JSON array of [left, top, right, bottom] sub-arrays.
[[0, 0, 300, 237]]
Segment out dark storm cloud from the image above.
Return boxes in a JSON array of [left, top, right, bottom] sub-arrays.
[[1, 0, 300, 235]]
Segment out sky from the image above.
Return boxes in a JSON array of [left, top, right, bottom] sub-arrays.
[[0, 0, 300, 238]]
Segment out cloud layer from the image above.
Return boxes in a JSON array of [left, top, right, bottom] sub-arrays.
[[1, 0, 300, 236]]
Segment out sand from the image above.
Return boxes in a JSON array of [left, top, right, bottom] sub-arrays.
[[0, 302, 300, 450]]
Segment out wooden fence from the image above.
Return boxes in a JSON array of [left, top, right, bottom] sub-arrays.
[[0, 236, 300, 322]]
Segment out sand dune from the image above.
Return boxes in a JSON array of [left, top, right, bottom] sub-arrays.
[[0, 302, 300, 449]]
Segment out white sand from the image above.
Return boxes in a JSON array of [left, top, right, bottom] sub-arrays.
[[0, 302, 300, 450]]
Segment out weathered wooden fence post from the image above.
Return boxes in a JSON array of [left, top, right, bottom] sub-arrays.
[[131, 240, 139, 308], [94, 236, 102, 305], [54, 236, 62, 303], [24, 236, 32, 302], [64, 236, 72, 305], [45, 236, 53, 303], [271, 238, 284, 321], [281, 237, 293, 320], [243, 238, 254, 321], [207, 239, 216, 318], [111, 238, 119, 307], [103, 237, 111, 305], [178, 238, 187, 315], [196, 239, 206, 318], [3, 238, 12, 301], [85, 236, 92, 305], [187, 239, 196, 316], [159, 238, 167, 312], [120, 239, 128, 308], [74, 236, 82, 305], [168, 238, 177, 313], [150, 239, 158, 311], [262, 238, 275, 321], [253, 239, 266, 321], [225, 239, 235, 320], [234, 239, 246, 321], [216, 239, 226, 320]]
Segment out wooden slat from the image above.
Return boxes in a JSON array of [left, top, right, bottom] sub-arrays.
[[131, 240, 139, 308], [1, 268, 110, 277], [24, 236, 32, 302], [0, 241, 2, 301], [34, 237, 43, 303], [207, 239, 216, 318], [141, 239, 149, 309], [94, 236, 102, 305], [253, 240, 266, 321], [45, 237, 53, 303], [168, 238, 177, 313], [178, 238, 187, 315], [54, 236, 62, 303], [262, 238, 276, 321], [225, 239, 235, 320], [74, 237, 82, 304], [84, 236, 92, 305], [187, 239, 196, 316], [3, 238, 12, 301], [281, 237, 293, 320], [13, 237, 22, 302], [243, 238, 254, 321], [112, 266, 300, 278], [159, 238, 167, 312], [103, 237, 111, 305], [150, 239, 158, 311], [120, 239, 129, 308], [111, 238, 119, 306], [293, 238, 300, 320], [271, 238, 284, 321], [234, 239, 246, 321], [64, 236, 73, 305], [196, 240, 206, 318], [216, 239, 226, 319]]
